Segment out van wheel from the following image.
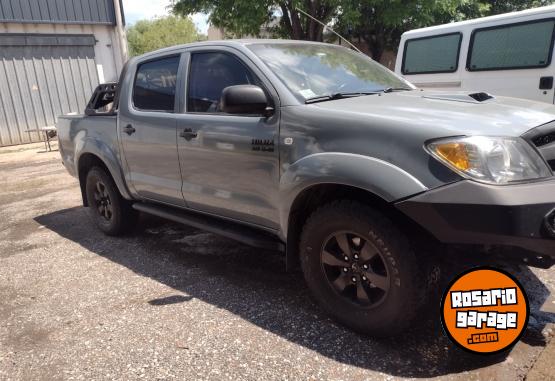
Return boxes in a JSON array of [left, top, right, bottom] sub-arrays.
[[300, 200, 424, 337], [85, 167, 137, 236]]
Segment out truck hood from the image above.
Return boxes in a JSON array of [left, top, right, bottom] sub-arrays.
[[312, 90, 555, 137]]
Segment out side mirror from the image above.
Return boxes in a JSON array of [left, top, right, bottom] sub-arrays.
[[220, 85, 273, 116]]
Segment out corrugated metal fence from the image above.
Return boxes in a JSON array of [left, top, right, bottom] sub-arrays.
[[0, 34, 99, 146]]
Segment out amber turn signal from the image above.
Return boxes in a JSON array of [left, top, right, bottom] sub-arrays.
[[432, 142, 471, 171]]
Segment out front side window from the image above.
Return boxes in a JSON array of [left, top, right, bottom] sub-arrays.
[[402, 33, 462, 74], [133, 56, 180, 112], [468, 19, 555, 71], [248, 43, 412, 102], [187, 52, 257, 113]]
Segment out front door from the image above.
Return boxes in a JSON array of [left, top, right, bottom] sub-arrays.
[[176, 49, 281, 228], [119, 54, 185, 206]]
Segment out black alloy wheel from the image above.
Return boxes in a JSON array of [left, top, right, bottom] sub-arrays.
[[85, 167, 138, 236], [299, 200, 425, 336], [93, 180, 113, 222], [321, 231, 390, 307]]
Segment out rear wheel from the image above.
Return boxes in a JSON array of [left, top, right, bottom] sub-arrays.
[[300, 200, 425, 337], [85, 167, 137, 236]]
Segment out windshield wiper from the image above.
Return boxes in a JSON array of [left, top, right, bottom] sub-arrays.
[[382, 87, 413, 93], [305, 92, 379, 104]]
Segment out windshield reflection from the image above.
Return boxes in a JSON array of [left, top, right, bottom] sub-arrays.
[[248, 43, 414, 102]]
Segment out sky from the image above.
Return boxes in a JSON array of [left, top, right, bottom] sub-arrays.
[[121, 0, 209, 34]]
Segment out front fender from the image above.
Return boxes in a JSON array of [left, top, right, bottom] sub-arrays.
[[75, 136, 133, 201], [279, 152, 428, 233]]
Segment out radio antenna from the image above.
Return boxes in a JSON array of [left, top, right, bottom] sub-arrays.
[[294, 8, 362, 53]]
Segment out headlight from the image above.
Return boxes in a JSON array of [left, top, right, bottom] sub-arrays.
[[427, 136, 552, 184]]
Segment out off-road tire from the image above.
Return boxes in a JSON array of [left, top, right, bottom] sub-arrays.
[[85, 167, 137, 236], [300, 200, 425, 337]]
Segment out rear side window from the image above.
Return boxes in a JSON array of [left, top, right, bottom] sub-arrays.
[[187, 52, 257, 113], [402, 33, 462, 74], [133, 56, 180, 112], [468, 19, 555, 71]]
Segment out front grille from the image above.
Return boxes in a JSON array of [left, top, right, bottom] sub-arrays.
[[524, 121, 555, 172]]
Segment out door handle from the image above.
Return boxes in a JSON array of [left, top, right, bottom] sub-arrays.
[[539, 76, 553, 90], [179, 128, 198, 140], [123, 124, 136, 135]]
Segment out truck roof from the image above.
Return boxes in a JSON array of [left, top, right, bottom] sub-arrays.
[[135, 39, 339, 60]]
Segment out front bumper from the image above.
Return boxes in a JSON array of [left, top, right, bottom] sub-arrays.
[[395, 179, 555, 267]]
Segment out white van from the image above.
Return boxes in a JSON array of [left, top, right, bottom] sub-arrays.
[[395, 5, 555, 103]]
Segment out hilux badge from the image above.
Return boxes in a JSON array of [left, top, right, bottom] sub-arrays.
[[252, 139, 275, 152]]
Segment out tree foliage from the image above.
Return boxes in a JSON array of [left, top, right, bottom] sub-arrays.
[[127, 16, 205, 56], [337, 0, 467, 61], [483, 0, 553, 14], [172, 0, 344, 41], [170, 0, 553, 61], [336, 0, 553, 61]]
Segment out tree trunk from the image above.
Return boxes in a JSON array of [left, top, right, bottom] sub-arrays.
[[307, 0, 319, 41], [371, 43, 385, 62], [364, 33, 385, 62], [279, 3, 294, 37], [289, 8, 305, 39], [281, 0, 330, 41]]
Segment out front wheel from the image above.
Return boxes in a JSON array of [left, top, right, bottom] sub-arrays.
[[300, 200, 425, 337], [85, 167, 137, 236]]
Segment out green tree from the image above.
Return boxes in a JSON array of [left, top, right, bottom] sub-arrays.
[[481, 0, 553, 14], [171, 0, 343, 41], [127, 15, 205, 56], [342, 0, 552, 61], [331, 0, 465, 61], [171, 0, 553, 62], [171, 0, 469, 60]]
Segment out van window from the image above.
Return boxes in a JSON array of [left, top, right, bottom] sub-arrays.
[[402, 33, 461, 74], [133, 56, 180, 112], [468, 19, 555, 71]]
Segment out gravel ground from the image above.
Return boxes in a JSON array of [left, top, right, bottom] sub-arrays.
[[1, 142, 554, 381]]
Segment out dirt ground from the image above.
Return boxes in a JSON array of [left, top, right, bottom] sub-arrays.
[[1, 142, 554, 381]]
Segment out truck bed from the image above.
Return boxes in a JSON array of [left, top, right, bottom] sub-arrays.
[[57, 114, 118, 178]]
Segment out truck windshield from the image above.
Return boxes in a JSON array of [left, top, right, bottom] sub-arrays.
[[248, 43, 414, 103]]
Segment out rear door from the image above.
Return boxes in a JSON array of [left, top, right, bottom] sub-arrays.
[[462, 18, 555, 104], [118, 54, 186, 206]]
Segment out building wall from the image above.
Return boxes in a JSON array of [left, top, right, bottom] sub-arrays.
[[0, 1, 128, 146], [207, 22, 277, 40], [0, 22, 126, 82]]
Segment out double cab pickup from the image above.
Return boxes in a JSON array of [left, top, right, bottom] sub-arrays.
[[58, 40, 555, 336]]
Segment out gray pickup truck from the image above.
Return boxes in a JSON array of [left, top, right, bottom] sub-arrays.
[[58, 40, 555, 336]]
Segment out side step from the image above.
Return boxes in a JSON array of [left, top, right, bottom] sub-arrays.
[[133, 202, 285, 252]]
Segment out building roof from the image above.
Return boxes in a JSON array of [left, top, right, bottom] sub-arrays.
[[0, 0, 118, 25]]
